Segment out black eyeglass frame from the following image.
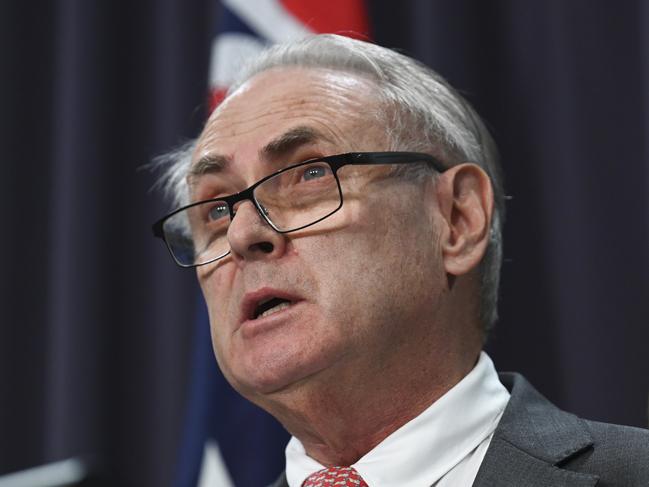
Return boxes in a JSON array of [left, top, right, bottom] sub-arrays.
[[152, 151, 447, 267]]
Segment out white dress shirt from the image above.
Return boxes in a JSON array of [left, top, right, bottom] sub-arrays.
[[285, 352, 510, 487]]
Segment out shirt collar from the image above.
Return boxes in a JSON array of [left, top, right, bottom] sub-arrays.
[[285, 352, 510, 487]]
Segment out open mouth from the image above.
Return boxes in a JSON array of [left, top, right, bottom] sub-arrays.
[[253, 297, 292, 320]]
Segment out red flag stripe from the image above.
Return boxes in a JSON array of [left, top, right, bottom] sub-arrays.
[[279, 0, 370, 38]]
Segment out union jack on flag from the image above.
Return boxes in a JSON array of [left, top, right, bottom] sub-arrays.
[[209, 0, 369, 109]]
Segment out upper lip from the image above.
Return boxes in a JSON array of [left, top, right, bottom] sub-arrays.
[[239, 287, 304, 324]]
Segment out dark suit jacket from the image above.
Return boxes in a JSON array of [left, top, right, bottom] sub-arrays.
[[269, 373, 649, 486]]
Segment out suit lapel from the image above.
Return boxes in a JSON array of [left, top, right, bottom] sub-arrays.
[[472, 373, 599, 487]]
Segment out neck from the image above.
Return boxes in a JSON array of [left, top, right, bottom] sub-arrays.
[[261, 345, 481, 466]]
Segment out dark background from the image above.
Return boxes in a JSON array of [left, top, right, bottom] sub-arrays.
[[1, 1, 648, 486]]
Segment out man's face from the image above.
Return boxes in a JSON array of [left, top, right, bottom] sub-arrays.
[[192, 67, 448, 406]]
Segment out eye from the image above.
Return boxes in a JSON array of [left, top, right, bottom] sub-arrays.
[[207, 202, 229, 222], [302, 164, 330, 181]]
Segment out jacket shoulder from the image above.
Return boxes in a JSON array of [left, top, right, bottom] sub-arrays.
[[567, 419, 649, 485], [479, 373, 649, 487]]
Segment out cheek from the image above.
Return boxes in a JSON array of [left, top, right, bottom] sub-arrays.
[[198, 271, 224, 317], [309, 193, 441, 331], [202, 274, 243, 385], [198, 264, 239, 346], [301, 224, 375, 308]]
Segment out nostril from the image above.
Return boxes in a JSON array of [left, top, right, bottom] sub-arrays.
[[256, 242, 274, 253]]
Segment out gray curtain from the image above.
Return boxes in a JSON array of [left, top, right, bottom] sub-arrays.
[[1, 0, 212, 485]]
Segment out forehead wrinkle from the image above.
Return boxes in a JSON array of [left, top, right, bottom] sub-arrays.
[[204, 66, 378, 126], [194, 69, 384, 172], [210, 100, 342, 137], [202, 108, 355, 157], [206, 80, 371, 138]]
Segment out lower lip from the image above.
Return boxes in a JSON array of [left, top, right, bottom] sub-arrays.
[[239, 301, 304, 339]]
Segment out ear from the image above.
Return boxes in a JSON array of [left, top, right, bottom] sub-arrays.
[[435, 163, 493, 276]]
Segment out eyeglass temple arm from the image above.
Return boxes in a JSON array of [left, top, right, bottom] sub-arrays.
[[349, 152, 447, 173]]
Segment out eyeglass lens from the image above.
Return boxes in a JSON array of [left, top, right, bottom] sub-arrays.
[[162, 160, 342, 266]]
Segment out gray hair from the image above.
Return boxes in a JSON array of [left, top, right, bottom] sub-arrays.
[[155, 34, 505, 333]]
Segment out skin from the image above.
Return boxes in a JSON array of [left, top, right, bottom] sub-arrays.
[[191, 66, 493, 465]]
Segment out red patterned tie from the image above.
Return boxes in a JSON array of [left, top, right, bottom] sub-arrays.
[[302, 466, 369, 487]]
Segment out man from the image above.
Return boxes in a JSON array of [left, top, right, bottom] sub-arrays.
[[153, 34, 648, 486]]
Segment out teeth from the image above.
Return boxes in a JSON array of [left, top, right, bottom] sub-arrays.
[[259, 301, 291, 318]]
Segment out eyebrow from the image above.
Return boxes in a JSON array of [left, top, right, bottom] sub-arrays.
[[260, 125, 330, 161], [187, 125, 331, 188], [188, 125, 331, 180], [188, 153, 230, 179]]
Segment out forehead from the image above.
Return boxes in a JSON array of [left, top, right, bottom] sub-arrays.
[[193, 67, 385, 166]]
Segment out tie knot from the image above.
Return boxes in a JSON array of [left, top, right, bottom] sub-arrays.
[[302, 466, 368, 487]]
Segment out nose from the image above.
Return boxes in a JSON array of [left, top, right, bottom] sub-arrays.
[[227, 200, 287, 261]]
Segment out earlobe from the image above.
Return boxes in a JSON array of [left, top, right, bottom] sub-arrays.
[[437, 163, 493, 276]]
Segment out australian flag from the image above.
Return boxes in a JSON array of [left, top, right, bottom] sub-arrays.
[[173, 1, 369, 486]]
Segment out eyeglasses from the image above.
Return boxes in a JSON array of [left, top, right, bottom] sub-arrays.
[[152, 151, 446, 268]]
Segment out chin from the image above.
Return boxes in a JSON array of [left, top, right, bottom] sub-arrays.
[[226, 340, 338, 399]]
